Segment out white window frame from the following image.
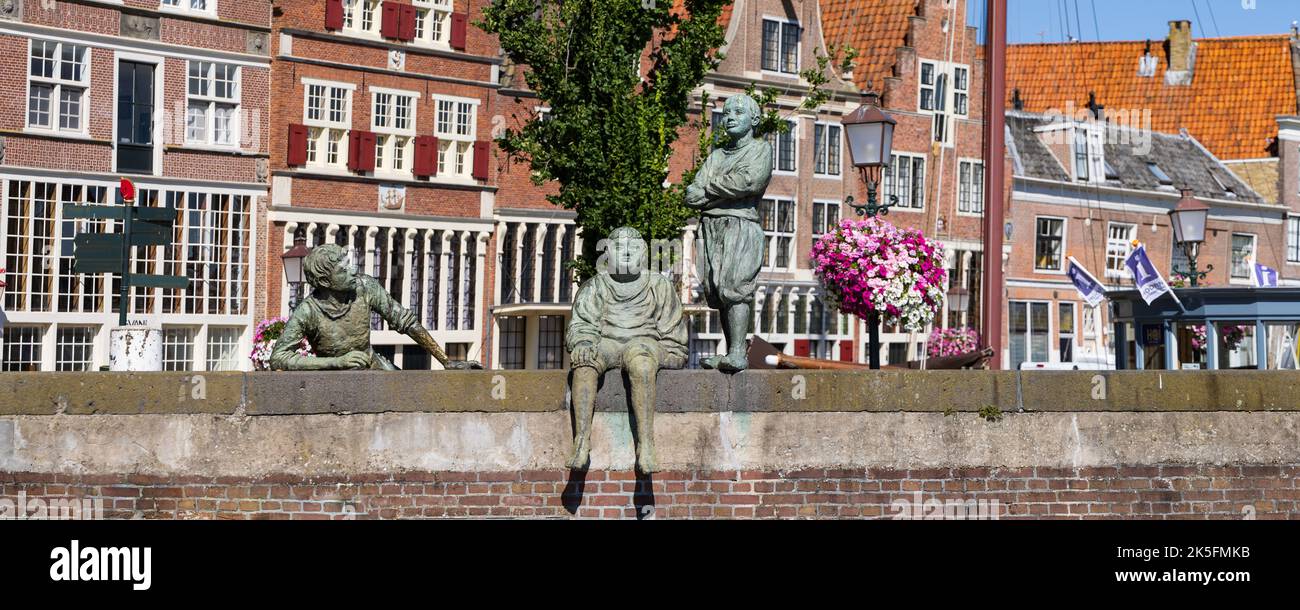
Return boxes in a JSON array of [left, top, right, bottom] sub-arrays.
[[811, 199, 840, 249], [1009, 299, 1055, 366], [1034, 215, 1067, 274], [160, 0, 216, 18], [412, 0, 454, 48], [813, 122, 842, 177], [760, 197, 797, 271], [883, 152, 925, 212], [1230, 232, 1257, 283], [1057, 301, 1077, 362], [1287, 215, 1300, 265], [957, 158, 984, 216], [432, 94, 479, 180], [767, 119, 798, 175], [185, 60, 241, 149], [1104, 222, 1136, 278], [917, 59, 970, 147], [342, 0, 384, 38], [760, 16, 801, 76], [370, 86, 418, 176], [301, 78, 355, 170], [26, 39, 90, 136]]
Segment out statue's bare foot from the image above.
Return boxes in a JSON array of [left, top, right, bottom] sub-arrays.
[[700, 354, 723, 369], [566, 441, 591, 471], [715, 352, 748, 373], [635, 450, 657, 474]]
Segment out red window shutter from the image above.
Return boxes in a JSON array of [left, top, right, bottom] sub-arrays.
[[381, 2, 401, 39], [356, 131, 377, 172], [347, 130, 362, 171], [286, 124, 308, 166], [839, 340, 855, 362], [324, 0, 344, 30], [472, 140, 489, 180], [413, 135, 438, 177], [793, 339, 811, 358], [399, 4, 417, 41], [449, 12, 467, 50]]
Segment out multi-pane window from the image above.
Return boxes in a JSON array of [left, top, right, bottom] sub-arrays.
[[761, 19, 800, 74], [536, 315, 564, 370], [163, 327, 196, 371], [1105, 223, 1135, 277], [186, 61, 239, 147], [303, 81, 352, 168], [161, 0, 212, 13], [1058, 302, 1075, 363], [813, 123, 841, 176], [1009, 301, 1050, 367], [811, 201, 839, 249], [28, 40, 88, 133], [56, 326, 96, 371], [1288, 217, 1300, 263], [1035, 217, 1065, 271], [0, 325, 43, 371], [499, 316, 526, 369], [883, 153, 925, 210], [372, 90, 416, 174], [958, 160, 984, 214], [953, 66, 969, 115], [435, 96, 477, 178], [765, 120, 796, 172], [919, 62, 936, 111], [1073, 130, 1091, 182], [414, 0, 453, 45], [1231, 233, 1256, 280], [759, 198, 795, 270], [206, 327, 242, 371], [343, 0, 382, 35], [163, 191, 251, 317]]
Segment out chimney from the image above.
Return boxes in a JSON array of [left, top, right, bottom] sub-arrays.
[[1165, 20, 1196, 85]]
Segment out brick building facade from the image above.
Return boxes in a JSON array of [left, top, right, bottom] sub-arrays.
[[823, 0, 988, 365], [0, 0, 271, 371], [266, 0, 500, 368]]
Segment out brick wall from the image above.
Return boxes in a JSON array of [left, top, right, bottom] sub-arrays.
[[4, 465, 1296, 519]]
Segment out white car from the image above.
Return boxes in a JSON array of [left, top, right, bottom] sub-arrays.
[[1019, 355, 1113, 370]]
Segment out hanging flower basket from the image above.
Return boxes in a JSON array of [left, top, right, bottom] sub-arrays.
[[929, 327, 979, 358], [250, 317, 313, 371], [811, 216, 947, 332]]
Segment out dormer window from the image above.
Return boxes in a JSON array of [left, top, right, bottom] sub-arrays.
[[1070, 125, 1103, 183], [1104, 160, 1120, 181], [1073, 129, 1090, 181], [1147, 162, 1173, 186]]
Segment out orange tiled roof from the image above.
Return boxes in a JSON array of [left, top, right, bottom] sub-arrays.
[[821, 0, 917, 93], [1007, 35, 1298, 160]]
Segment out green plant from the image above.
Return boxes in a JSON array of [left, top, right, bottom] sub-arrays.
[[978, 405, 1003, 423], [480, 1, 851, 280]]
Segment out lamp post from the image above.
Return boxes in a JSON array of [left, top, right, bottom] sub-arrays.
[[842, 93, 898, 368], [281, 227, 311, 311], [1168, 188, 1212, 286]]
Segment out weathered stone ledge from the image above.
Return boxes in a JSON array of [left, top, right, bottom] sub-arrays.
[[2, 370, 1300, 416]]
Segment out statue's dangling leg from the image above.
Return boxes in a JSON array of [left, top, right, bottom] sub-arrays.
[[626, 353, 659, 474], [717, 301, 751, 372], [566, 365, 600, 470]]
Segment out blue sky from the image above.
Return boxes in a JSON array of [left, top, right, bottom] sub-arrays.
[[968, 0, 1300, 43]]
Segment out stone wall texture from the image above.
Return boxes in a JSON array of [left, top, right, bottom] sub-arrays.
[[3, 371, 1300, 519]]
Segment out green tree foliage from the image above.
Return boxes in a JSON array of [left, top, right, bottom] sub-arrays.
[[481, 0, 855, 279]]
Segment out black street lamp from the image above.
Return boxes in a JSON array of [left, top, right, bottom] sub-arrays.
[[842, 93, 898, 219], [1168, 188, 1212, 286], [281, 226, 311, 310], [841, 93, 898, 369]]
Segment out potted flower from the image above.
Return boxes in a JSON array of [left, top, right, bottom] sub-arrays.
[[250, 317, 313, 371], [1189, 324, 1247, 353], [810, 216, 947, 332]]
